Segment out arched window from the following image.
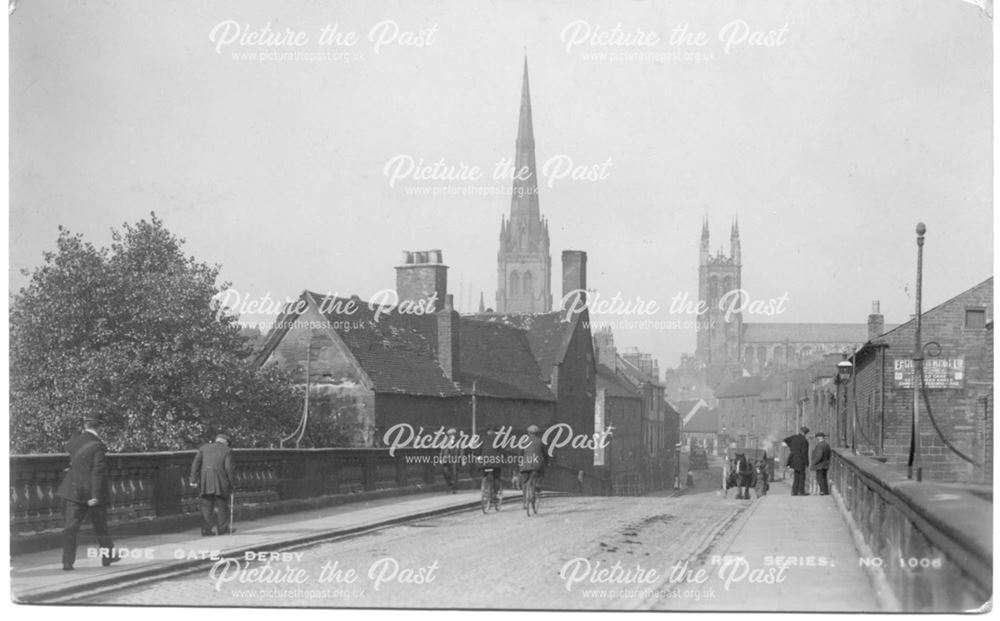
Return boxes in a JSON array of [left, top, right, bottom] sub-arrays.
[[510, 271, 520, 295], [523, 271, 533, 296], [744, 346, 754, 362], [709, 275, 720, 304]]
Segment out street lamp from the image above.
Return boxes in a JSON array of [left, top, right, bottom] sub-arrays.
[[837, 354, 854, 446], [911, 222, 926, 482], [837, 357, 854, 453]]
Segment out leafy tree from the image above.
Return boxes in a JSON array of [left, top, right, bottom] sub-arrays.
[[10, 214, 301, 453]]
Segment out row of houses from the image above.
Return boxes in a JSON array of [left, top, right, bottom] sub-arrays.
[[252, 249, 680, 493], [673, 277, 993, 484]]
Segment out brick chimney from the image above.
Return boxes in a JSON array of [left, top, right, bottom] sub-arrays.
[[868, 300, 884, 341], [593, 326, 617, 370], [395, 249, 447, 312], [561, 250, 588, 312], [437, 294, 460, 379]]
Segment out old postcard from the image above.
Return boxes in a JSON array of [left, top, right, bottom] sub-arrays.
[[7, 0, 993, 613]]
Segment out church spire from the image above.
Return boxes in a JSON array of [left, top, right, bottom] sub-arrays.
[[510, 55, 540, 223], [478, 291, 485, 313]]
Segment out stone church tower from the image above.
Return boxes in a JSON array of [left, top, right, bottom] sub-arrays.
[[496, 58, 552, 313], [696, 217, 742, 367]]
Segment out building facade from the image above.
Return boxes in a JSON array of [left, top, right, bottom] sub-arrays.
[[845, 278, 993, 483]]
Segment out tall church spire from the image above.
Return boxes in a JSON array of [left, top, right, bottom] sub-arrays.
[[511, 56, 540, 222], [496, 56, 552, 314]]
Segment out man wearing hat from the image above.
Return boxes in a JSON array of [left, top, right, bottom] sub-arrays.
[[782, 426, 811, 496], [811, 432, 832, 495], [56, 414, 117, 570], [190, 433, 236, 535]]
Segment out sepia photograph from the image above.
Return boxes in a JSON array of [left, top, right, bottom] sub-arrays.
[[7, 0, 994, 613]]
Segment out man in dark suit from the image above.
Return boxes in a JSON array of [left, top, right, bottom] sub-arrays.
[[783, 426, 811, 496], [811, 432, 832, 495], [190, 433, 236, 535], [56, 415, 118, 570]]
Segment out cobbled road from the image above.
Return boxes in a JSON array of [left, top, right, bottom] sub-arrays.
[[86, 466, 749, 610]]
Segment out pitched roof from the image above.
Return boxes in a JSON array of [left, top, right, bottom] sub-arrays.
[[715, 376, 767, 399], [255, 291, 554, 401], [457, 319, 555, 401], [741, 323, 870, 344], [469, 311, 581, 375], [596, 364, 642, 399], [618, 354, 665, 388], [684, 407, 719, 433]]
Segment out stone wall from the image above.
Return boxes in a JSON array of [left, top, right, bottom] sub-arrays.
[[830, 449, 991, 611]]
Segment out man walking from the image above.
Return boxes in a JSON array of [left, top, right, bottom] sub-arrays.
[[440, 428, 461, 494], [190, 433, 236, 535], [811, 432, 832, 495], [56, 414, 117, 571], [783, 426, 811, 496]]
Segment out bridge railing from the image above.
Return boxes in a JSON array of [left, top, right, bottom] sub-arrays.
[[10, 448, 449, 551], [11, 447, 611, 552], [830, 448, 992, 612]]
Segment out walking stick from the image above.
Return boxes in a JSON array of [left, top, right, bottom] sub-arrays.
[[229, 490, 235, 535]]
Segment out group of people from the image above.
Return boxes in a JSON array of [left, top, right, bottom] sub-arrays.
[[56, 415, 237, 570], [782, 426, 832, 496], [439, 424, 549, 499]]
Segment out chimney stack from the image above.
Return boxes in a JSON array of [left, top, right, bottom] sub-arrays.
[[395, 249, 447, 312], [561, 250, 588, 312], [868, 300, 884, 341], [437, 294, 460, 380], [593, 326, 617, 370]]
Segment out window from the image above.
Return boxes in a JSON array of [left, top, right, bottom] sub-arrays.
[[966, 308, 986, 329]]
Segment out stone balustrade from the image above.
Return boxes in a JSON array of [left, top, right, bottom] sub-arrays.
[[10, 448, 446, 551], [831, 448, 992, 612]]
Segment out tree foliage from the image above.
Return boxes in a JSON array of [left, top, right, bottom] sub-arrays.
[[11, 214, 301, 453]]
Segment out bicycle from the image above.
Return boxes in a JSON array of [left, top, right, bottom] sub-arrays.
[[522, 470, 540, 517], [480, 468, 502, 513]]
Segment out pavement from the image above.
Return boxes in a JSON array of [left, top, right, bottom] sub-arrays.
[[10, 488, 519, 604], [682, 473, 885, 612]]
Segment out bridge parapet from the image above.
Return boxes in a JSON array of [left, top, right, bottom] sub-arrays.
[[831, 448, 991, 612]]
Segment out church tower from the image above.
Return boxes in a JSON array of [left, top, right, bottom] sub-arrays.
[[695, 217, 742, 369], [496, 57, 552, 314]]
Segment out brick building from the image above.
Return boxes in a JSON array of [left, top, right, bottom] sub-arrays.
[[845, 278, 993, 483], [254, 250, 566, 455], [595, 363, 643, 494]]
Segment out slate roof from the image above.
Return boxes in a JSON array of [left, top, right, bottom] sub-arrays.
[[741, 323, 870, 344], [456, 319, 555, 401], [255, 291, 554, 401], [468, 311, 579, 376], [684, 407, 719, 433], [596, 364, 642, 399], [715, 376, 768, 399], [618, 355, 664, 388]]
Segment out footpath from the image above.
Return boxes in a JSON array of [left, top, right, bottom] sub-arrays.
[[679, 475, 887, 612], [11, 489, 511, 604]]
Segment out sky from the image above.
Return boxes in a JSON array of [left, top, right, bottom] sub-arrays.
[[9, 0, 993, 370]]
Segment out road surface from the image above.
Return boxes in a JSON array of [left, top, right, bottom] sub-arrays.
[[86, 464, 750, 610]]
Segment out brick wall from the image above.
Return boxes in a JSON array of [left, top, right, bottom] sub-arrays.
[[849, 278, 992, 483], [553, 314, 597, 473]]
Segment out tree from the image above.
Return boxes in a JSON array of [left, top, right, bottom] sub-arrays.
[[10, 214, 301, 453]]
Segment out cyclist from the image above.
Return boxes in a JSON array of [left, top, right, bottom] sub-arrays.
[[475, 426, 506, 505], [518, 424, 549, 493]]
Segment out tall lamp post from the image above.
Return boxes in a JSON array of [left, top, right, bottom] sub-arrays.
[[911, 222, 926, 481], [837, 357, 854, 453]]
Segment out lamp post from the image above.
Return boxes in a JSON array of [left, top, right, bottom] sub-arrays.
[[911, 222, 926, 481], [837, 357, 854, 453]]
